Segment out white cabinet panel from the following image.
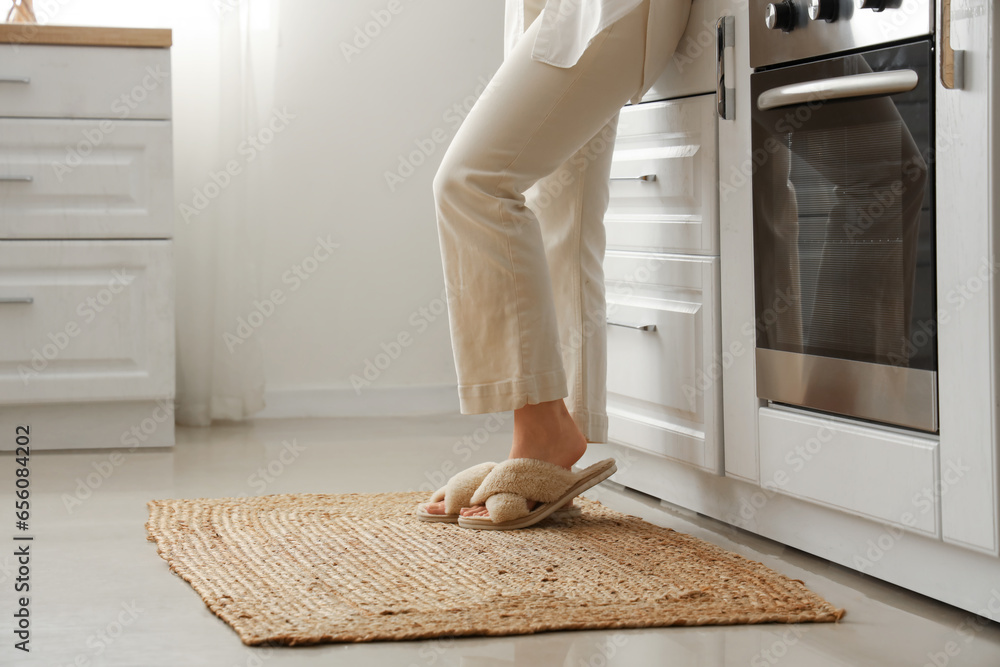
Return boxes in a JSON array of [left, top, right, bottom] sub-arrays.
[[0, 240, 174, 403], [0, 44, 171, 119], [717, 2, 760, 482], [933, 0, 999, 553], [0, 119, 173, 239], [759, 406, 940, 537], [607, 94, 718, 255], [603, 250, 722, 473]]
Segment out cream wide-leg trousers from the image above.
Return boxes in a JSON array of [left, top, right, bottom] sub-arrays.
[[432, 0, 656, 444]]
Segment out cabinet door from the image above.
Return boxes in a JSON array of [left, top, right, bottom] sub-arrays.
[[0, 240, 174, 404], [603, 250, 722, 473], [934, 0, 998, 554], [0, 119, 173, 239], [607, 94, 719, 255]]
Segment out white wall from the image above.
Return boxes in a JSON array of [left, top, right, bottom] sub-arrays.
[[46, 0, 506, 417], [256, 1, 505, 416]]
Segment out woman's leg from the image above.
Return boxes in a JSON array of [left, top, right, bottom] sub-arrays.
[[428, 1, 649, 515], [527, 114, 619, 447]]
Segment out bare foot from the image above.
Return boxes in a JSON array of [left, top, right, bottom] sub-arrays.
[[459, 398, 587, 519]]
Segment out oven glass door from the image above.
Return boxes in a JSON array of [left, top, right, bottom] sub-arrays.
[[750, 40, 937, 432]]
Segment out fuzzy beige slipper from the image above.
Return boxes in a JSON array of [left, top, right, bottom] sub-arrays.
[[415, 461, 583, 523], [456, 457, 617, 530], [415, 461, 497, 522]]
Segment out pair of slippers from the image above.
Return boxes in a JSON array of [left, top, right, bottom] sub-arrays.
[[414, 457, 617, 530]]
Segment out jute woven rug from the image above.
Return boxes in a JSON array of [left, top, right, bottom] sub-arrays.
[[145, 492, 846, 646]]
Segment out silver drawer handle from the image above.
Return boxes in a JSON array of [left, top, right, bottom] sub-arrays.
[[757, 69, 919, 111], [0, 175, 32, 182], [0, 76, 30, 84], [610, 174, 657, 182], [0, 296, 33, 304], [607, 319, 656, 332]]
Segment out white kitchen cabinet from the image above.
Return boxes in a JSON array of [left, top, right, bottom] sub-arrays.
[[599, 0, 728, 485], [0, 239, 174, 404], [0, 28, 175, 450], [603, 73, 724, 479], [0, 119, 173, 239], [605, 251, 722, 473], [579, 0, 1000, 623], [607, 95, 719, 255], [934, 0, 999, 554]]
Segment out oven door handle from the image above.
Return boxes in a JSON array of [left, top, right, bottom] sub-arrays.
[[756, 69, 920, 111]]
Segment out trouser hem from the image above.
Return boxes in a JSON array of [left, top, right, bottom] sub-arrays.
[[570, 409, 608, 445], [458, 368, 568, 414]]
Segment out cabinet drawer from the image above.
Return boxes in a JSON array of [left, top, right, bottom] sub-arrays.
[[0, 44, 170, 119], [0, 119, 173, 239], [638, 0, 734, 102], [758, 406, 940, 538], [603, 250, 722, 473], [607, 94, 718, 255], [0, 240, 174, 404]]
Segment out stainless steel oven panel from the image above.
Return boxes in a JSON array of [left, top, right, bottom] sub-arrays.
[[756, 348, 938, 432], [749, 0, 933, 69], [750, 40, 937, 432]]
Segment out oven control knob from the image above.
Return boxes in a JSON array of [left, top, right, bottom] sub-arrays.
[[856, 0, 887, 11], [808, 0, 838, 21], [765, 1, 796, 31]]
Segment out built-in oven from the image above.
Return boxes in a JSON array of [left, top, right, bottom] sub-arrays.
[[749, 0, 937, 433]]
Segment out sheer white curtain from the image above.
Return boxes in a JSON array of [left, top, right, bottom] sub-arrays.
[[49, 0, 279, 426], [173, 0, 278, 426]]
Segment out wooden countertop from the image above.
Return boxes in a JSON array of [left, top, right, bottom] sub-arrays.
[[0, 24, 171, 48]]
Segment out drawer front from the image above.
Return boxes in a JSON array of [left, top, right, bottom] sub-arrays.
[[607, 94, 718, 255], [638, 0, 734, 102], [0, 119, 173, 239], [0, 240, 175, 404], [0, 44, 171, 119], [603, 251, 722, 473], [758, 406, 940, 537]]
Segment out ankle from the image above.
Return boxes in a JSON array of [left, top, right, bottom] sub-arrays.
[[511, 399, 589, 468], [510, 421, 587, 469]]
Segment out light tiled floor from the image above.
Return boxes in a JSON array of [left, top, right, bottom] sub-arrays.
[[3, 414, 1000, 666]]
